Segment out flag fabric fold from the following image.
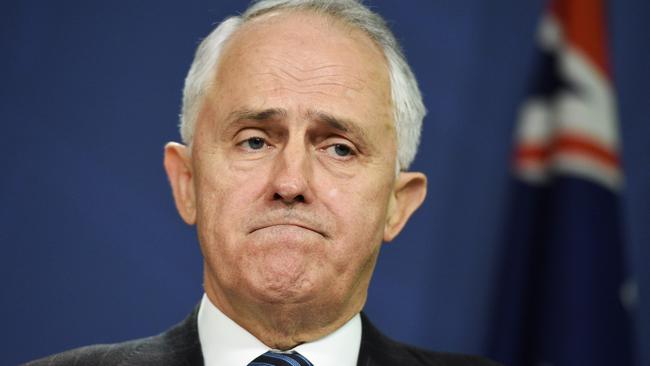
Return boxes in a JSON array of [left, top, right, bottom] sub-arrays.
[[489, 0, 636, 365]]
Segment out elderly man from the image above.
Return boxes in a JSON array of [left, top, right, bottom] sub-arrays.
[[27, 1, 499, 365]]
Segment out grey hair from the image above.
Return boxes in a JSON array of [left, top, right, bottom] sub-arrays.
[[180, 0, 425, 170]]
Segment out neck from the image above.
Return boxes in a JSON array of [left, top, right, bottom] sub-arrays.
[[203, 275, 365, 350]]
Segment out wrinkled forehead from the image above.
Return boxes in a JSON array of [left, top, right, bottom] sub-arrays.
[[229, 10, 388, 80], [208, 9, 394, 128], [237, 8, 386, 59]]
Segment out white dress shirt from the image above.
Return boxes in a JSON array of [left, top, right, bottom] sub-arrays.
[[197, 293, 361, 366]]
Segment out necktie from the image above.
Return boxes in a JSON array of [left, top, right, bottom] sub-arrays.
[[248, 350, 314, 366]]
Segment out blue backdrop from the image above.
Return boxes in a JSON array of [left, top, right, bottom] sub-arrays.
[[2, 1, 648, 365]]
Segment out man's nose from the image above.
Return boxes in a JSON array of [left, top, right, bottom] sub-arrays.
[[270, 141, 313, 205]]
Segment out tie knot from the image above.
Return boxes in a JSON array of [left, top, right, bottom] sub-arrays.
[[248, 350, 314, 366]]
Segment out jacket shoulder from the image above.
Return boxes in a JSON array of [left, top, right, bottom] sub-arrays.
[[24, 338, 147, 366], [23, 307, 202, 366], [359, 313, 501, 366], [384, 344, 502, 366]]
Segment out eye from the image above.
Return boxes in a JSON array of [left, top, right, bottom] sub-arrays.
[[239, 137, 268, 151], [324, 143, 355, 159]]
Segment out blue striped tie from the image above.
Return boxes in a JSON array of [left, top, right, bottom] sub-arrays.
[[248, 350, 314, 366]]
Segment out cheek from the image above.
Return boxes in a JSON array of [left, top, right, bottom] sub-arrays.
[[200, 155, 270, 204], [327, 187, 339, 200], [320, 178, 391, 251], [195, 160, 270, 244]]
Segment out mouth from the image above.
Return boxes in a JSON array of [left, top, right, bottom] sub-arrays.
[[251, 223, 326, 238]]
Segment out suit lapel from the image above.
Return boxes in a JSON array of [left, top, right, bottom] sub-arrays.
[[356, 312, 391, 366]]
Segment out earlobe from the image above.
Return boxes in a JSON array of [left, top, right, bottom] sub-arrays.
[[383, 172, 427, 242], [163, 142, 197, 225]]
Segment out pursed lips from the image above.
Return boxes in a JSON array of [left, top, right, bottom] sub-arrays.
[[250, 222, 326, 238]]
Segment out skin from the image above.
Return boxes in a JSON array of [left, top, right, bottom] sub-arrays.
[[164, 10, 427, 350]]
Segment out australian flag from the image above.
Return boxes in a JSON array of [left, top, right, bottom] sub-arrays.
[[489, 0, 636, 365]]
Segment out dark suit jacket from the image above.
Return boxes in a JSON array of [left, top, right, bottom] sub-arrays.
[[25, 308, 500, 366]]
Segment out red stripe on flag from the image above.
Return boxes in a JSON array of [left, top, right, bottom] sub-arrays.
[[550, 0, 611, 78], [515, 133, 619, 168]]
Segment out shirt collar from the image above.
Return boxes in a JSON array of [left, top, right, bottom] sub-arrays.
[[197, 293, 361, 366]]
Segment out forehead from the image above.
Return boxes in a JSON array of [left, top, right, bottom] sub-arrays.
[[204, 10, 394, 135]]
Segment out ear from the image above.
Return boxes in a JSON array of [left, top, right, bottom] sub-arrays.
[[163, 142, 197, 225], [383, 172, 427, 242]]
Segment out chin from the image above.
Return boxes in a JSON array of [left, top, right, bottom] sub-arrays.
[[244, 266, 323, 305]]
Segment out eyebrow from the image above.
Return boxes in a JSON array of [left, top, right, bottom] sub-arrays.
[[306, 109, 369, 145], [307, 109, 351, 133], [224, 107, 370, 148], [226, 107, 287, 123]]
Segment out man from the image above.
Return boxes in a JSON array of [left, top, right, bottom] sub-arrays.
[[27, 1, 499, 365]]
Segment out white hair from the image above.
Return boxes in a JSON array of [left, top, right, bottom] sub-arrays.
[[180, 0, 426, 170]]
